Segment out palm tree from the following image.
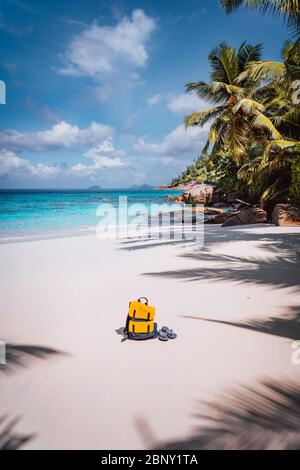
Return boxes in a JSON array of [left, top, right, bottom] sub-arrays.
[[237, 140, 300, 203], [183, 39, 300, 205], [220, 0, 300, 38], [185, 42, 281, 164], [235, 40, 300, 204], [244, 39, 300, 82], [239, 40, 300, 138]]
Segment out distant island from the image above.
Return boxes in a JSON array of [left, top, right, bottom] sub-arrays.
[[87, 185, 103, 191]]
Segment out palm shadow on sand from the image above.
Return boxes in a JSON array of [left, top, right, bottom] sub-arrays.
[[1, 343, 64, 374], [118, 225, 300, 290], [181, 305, 300, 340], [143, 248, 299, 290], [132, 227, 300, 449], [157, 379, 300, 450], [120, 225, 300, 254], [0, 342, 65, 449]]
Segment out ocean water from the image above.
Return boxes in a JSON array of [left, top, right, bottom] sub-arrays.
[[0, 189, 183, 242]]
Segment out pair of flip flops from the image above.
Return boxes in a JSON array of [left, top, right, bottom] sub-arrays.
[[158, 326, 177, 341]]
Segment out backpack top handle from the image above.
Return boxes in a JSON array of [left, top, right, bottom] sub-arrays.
[[138, 297, 148, 305]]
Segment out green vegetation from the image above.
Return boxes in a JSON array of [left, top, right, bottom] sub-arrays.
[[173, 0, 300, 206], [290, 152, 300, 203], [221, 0, 300, 37]]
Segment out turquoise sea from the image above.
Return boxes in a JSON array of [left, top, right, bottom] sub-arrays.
[[0, 189, 183, 242]]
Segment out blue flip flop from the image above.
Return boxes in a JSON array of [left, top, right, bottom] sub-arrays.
[[158, 330, 168, 341], [159, 326, 177, 340], [166, 329, 177, 339]]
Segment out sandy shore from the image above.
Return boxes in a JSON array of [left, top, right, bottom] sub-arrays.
[[0, 224, 300, 449]]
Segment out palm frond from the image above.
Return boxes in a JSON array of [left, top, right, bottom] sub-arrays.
[[261, 182, 289, 201], [247, 61, 286, 82], [209, 43, 239, 85], [186, 81, 228, 104], [185, 106, 224, 128], [233, 97, 265, 114], [264, 139, 300, 154], [212, 81, 245, 97], [220, 0, 300, 37], [251, 112, 282, 139], [237, 42, 263, 72]]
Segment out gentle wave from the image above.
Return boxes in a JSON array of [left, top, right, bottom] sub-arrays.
[[0, 189, 183, 242]]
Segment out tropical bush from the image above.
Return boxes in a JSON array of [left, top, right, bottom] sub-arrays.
[[290, 151, 300, 204]]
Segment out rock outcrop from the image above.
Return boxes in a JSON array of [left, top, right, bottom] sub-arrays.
[[222, 207, 268, 227], [163, 181, 240, 206], [156, 180, 200, 191], [205, 212, 236, 224], [212, 188, 237, 205], [185, 184, 214, 205], [271, 204, 300, 226]]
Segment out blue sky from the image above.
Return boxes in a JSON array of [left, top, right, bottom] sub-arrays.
[[0, 0, 289, 188]]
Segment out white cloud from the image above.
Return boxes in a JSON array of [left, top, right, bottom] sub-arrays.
[[0, 150, 61, 179], [85, 138, 114, 155], [69, 157, 123, 177], [0, 150, 30, 176], [133, 124, 208, 157], [69, 137, 125, 177], [148, 92, 206, 114], [0, 135, 126, 180], [31, 163, 61, 178], [84, 137, 126, 159], [58, 9, 155, 78], [167, 93, 205, 114], [0, 121, 113, 152]]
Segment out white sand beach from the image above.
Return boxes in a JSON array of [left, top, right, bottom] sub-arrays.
[[0, 224, 300, 449]]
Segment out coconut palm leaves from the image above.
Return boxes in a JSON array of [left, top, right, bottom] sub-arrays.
[[235, 39, 300, 203], [182, 37, 300, 204], [185, 42, 281, 163], [177, 2, 300, 204], [238, 140, 300, 202], [241, 41, 300, 95], [221, 0, 300, 38]]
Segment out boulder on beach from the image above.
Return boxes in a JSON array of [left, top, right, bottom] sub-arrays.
[[204, 208, 225, 216], [271, 204, 300, 226], [210, 212, 237, 224], [166, 194, 182, 202], [222, 207, 268, 227], [226, 190, 237, 204], [164, 182, 240, 208], [186, 184, 214, 205]]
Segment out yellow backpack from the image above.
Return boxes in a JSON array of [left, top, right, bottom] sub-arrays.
[[124, 297, 158, 340]]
